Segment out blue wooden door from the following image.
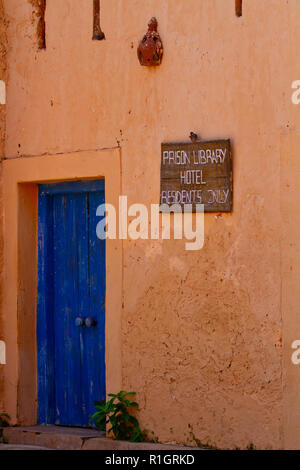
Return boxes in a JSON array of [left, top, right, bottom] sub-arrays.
[[37, 180, 106, 427]]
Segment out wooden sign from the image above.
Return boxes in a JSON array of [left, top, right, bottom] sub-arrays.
[[160, 139, 233, 212]]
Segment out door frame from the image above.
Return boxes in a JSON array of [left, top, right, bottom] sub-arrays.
[[2, 148, 122, 425], [37, 179, 106, 425]]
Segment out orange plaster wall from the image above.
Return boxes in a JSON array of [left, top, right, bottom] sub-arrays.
[[1, 0, 300, 449], [280, 132, 300, 450], [0, 0, 7, 412]]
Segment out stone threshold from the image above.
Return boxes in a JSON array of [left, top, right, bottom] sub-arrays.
[[0, 444, 51, 450], [0, 426, 203, 451]]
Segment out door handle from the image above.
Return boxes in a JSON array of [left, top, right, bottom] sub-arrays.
[[75, 317, 84, 327], [84, 317, 97, 328]]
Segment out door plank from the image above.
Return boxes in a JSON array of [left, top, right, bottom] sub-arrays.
[[37, 193, 55, 425], [84, 191, 106, 416], [37, 181, 106, 427]]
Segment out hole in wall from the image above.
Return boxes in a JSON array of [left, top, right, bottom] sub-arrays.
[[29, 0, 46, 49], [92, 0, 105, 40], [235, 0, 242, 17]]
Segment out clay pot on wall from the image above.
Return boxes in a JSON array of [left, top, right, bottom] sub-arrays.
[[137, 18, 163, 67]]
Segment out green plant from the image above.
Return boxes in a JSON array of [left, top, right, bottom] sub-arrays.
[[0, 413, 10, 427], [90, 391, 144, 442]]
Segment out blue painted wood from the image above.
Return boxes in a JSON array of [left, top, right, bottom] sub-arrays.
[[37, 193, 55, 425], [39, 180, 105, 196], [37, 180, 106, 427], [85, 191, 106, 418]]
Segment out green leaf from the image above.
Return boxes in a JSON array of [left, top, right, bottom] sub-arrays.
[[90, 391, 143, 442], [94, 400, 106, 407]]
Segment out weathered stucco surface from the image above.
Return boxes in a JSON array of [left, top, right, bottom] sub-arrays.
[[1, 0, 300, 449]]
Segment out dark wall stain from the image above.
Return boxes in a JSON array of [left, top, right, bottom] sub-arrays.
[[29, 0, 46, 49]]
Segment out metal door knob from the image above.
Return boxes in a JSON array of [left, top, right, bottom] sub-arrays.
[[75, 317, 84, 327], [85, 317, 96, 328]]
